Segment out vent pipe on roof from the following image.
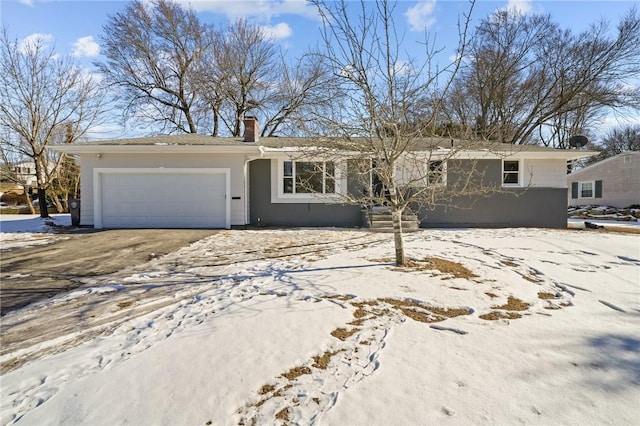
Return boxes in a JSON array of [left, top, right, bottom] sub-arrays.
[[243, 116, 259, 142]]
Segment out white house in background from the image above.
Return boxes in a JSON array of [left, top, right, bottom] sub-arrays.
[[11, 161, 38, 186], [567, 152, 640, 208]]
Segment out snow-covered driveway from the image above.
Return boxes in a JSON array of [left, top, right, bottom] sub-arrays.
[[1, 227, 639, 425]]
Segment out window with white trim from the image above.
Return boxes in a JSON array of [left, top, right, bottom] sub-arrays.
[[503, 160, 520, 185], [283, 161, 335, 194], [579, 181, 594, 198]]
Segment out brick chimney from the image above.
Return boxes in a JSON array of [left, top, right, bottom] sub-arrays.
[[243, 116, 259, 142]]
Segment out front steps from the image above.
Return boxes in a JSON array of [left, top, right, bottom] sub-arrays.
[[361, 207, 420, 233]]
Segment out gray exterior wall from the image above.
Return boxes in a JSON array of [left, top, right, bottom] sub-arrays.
[[414, 159, 567, 228], [249, 159, 362, 227], [417, 188, 568, 228]]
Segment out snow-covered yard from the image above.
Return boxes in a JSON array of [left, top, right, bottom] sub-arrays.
[[1, 218, 639, 425]]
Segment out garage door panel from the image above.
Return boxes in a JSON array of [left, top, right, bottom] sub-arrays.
[[99, 171, 228, 229]]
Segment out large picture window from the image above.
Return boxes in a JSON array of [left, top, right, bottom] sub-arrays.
[[503, 160, 520, 185], [283, 161, 335, 194]]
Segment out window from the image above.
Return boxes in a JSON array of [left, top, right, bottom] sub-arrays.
[[579, 181, 594, 198], [503, 160, 520, 185], [283, 161, 335, 194], [428, 160, 445, 185], [571, 180, 602, 199]]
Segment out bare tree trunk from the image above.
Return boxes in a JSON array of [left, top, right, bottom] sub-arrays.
[[25, 192, 35, 214], [391, 208, 405, 266], [37, 188, 49, 218]]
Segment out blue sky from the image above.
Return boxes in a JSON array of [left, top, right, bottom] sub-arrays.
[[1, 0, 638, 138]]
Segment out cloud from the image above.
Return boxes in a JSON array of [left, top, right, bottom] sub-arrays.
[[72, 36, 100, 57], [261, 22, 292, 39], [18, 33, 54, 54], [182, 0, 318, 20], [19, 0, 34, 5], [405, 0, 437, 32], [504, 0, 532, 15]]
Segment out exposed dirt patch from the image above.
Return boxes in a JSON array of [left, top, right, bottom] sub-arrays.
[[281, 366, 312, 381], [372, 256, 479, 279], [331, 327, 359, 341], [500, 260, 518, 267], [117, 301, 135, 309], [422, 257, 479, 279], [312, 350, 344, 370], [275, 407, 290, 422], [492, 296, 530, 311], [538, 292, 557, 300], [485, 292, 499, 299], [479, 311, 522, 320], [259, 384, 275, 395]]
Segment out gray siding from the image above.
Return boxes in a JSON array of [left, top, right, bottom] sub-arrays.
[[417, 188, 568, 228], [417, 159, 567, 228], [249, 159, 361, 227]]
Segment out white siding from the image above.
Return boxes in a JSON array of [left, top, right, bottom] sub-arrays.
[[80, 153, 247, 226], [523, 159, 567, 188]]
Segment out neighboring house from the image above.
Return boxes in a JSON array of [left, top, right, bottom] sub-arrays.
[[51, 117, 595, 230], [9, 161, 55, 188], [567, 151, 640, 208], [11, 161, 38, 187]]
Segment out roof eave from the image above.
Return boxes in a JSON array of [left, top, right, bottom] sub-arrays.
[[49, 144, 261, 154]]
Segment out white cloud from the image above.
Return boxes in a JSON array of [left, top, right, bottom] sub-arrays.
[[18, 33, 53, 54], [261, 22, 292, 40], [19, 0, 34, 6], [504, 0, 532, 15], [72, 36, 100, 57], [182, 0, 318, 20], [405, 0, 437, 32]]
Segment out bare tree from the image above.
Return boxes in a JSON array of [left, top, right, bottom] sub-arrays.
[[449, 7, 640, 146], [214, 19, 280, 137], [258, 53, 338, 137], [0, 30, 105, 217], [581, 124, 640, 166], [299, 0, 484, 266], [96, 0, 215, 134]]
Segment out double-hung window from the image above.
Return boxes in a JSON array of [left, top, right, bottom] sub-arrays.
[[283, 161, 335, 194], [503, 160, 520, 185], [571, 180, 602, 200], [579, 181, 594, 198]]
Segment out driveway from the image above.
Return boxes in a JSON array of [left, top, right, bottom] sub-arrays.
[[0, 229, 217, 315]]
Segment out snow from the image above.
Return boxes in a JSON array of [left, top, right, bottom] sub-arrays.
[[0, 214, 71, 250], [1, 221, 639, 425]]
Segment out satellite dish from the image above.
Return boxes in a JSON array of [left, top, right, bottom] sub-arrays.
[[569, 135, 589, 148]]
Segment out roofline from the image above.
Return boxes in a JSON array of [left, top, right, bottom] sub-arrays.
[[261, 146, 598, 160], [568, 151, 639, 176], [50, 144, 262, 154], [50, 142, 598, 161]]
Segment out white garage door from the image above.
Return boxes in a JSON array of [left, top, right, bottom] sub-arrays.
[[98, 170, 228, 229]]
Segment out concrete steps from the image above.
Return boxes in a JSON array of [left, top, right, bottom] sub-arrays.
[[361, 208, 420, 233]]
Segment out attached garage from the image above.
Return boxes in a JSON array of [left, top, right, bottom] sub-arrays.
[[94, 168, 230, 229]]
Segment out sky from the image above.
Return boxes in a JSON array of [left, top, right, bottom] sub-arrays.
[[1, 0, 638, 139]]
